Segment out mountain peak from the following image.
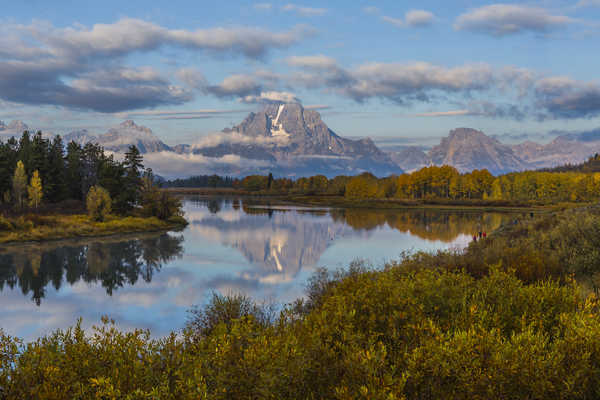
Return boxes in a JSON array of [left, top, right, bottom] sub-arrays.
[[428, 127, 528, 174], [119, 120, 139, 129]]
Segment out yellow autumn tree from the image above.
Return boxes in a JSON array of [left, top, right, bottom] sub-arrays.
[[12, 160, 27, 209], [86, 185, 112, 222], [28, 170, 43, 208]]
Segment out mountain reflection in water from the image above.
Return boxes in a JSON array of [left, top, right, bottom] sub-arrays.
[[187, 197, 511, 281], [0, 197, 518, 339]]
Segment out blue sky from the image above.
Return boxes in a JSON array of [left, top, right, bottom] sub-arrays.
[[1, 0, 600, 146]]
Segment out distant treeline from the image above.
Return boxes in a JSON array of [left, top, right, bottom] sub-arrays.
[[236, 163, 600, 203], [163, 174, 235, 188]]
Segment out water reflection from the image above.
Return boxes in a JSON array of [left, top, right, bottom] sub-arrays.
[[0, 196, 518, 340], [186, 197, 512, 282], [0, 233, 184, 305]]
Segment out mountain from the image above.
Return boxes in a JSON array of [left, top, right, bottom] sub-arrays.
[[64, 120, 172, 153], [388, 146, 429, 173], [194, 103, 401, 177], [512, 134, 600, 169], [0, 120, 30, 138], [391, 128, 530, 175], [428, 128, 529, 175]]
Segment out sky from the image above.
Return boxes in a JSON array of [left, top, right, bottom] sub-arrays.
[[1, 0, 600, 147]]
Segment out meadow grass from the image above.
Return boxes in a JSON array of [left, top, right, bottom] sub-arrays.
[[0, 213, 187, 243]]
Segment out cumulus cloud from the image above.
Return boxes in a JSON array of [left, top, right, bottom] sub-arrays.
[[175, 68, 208, 90], [143, 151, 271, 179], [192, 131, 290, 148], [0, 19, 311, 113], [241, 91, 301, 104], [534, 77, 600, 119], [20, 18, 311, 59], [454, 4, 574, 36], [206, 74, 262, 98], [282, 4, 327, 16], [285, 56, 600, 120], [286, 54, 338, 69], [382, 10, 435, 28], [340, 62, 495, 103], [405, 10, 435, 27]]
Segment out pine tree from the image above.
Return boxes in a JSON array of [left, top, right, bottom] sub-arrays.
[[12, 160, 27, 209], [45, 135, 67, 203], [119, 145, 144, 212], [65, 141, 83, 200], [28, 170, 43, 208]]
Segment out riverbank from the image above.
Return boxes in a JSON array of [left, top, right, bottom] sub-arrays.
[[0, 213, 187, 244], [162, 188, 566, 212]]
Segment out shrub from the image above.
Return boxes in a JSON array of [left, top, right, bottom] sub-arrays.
[[86, 186, 112, 222], [0, 215, 13, 231]]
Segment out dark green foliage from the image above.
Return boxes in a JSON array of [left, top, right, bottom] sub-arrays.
[[163, 174, 235, 188], [65, 141, 83, 200], [0, 132, 183, 219]]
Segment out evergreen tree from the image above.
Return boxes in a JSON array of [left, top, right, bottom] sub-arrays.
[[28, 170, 43, 208], [119, 145, 143, 212], [0, 143, 12, 202], [45, 135, 67, 203], [65, 141, 84, 200]]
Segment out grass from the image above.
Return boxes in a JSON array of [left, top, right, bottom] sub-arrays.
[[0, 213, 187, 244]]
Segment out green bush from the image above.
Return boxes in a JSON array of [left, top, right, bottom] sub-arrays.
[[2, 267, 600, 399]]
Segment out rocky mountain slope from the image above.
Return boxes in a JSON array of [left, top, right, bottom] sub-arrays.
[[193, 103, 402, 176], [428, 128, 529, 174], [64, 120, 172, 153], [390, 127, 600, 174]]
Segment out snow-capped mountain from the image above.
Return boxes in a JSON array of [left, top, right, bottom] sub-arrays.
[[194, 103, 402, 176], [64, 121, 172, 153]]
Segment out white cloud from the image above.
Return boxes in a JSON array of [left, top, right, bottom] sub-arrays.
[[382, 10, 435, 28], [405, 10, 435, 27], [286, 54, 338, 69], [241, 91, 300, 104], [0, 19, 312, 112], [454, 4, 574, 36], [143, 151, 271, 179], [414, 110, 471, 117], [192, 131, 290, 148], [282, 4, 327, 16], [381, 16, 405, 28]]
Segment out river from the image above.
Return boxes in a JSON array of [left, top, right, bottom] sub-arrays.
[[0, 196, 520, 340]]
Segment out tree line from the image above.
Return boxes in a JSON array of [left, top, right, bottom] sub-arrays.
[[236, 162, 600, 203], [0, 131, 181, 220]]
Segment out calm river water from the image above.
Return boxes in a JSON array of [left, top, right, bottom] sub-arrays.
[[0, 197, 519, 340]]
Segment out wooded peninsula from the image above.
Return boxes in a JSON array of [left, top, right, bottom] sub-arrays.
[[0, 131, 185, 243]]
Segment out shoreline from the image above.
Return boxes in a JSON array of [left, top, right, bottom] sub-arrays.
[[0, 214, 188, 245], [162, 188, 564, 212]]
